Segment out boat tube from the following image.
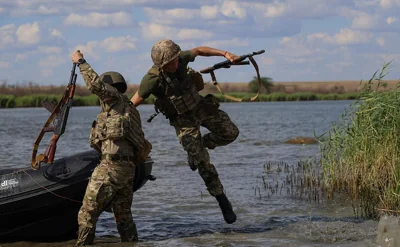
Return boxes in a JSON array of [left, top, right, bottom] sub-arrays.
[[0, 149, 155, 242]]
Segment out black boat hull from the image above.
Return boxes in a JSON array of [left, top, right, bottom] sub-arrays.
[[0, 149, 154, 242]]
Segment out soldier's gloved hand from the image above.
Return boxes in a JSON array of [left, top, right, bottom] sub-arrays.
[[224, 51, 239, 64], [71, 50, 84, 64]]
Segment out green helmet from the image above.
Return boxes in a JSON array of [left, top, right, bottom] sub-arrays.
[[100, 71, 127, 94], [151, 39, 181, 68]]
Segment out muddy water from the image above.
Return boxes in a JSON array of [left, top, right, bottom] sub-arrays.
[[0, 101, 378, 246]]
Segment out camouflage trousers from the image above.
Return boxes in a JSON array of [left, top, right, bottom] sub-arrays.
[[75, 160, 137, 246], [170, 104, 239, 197]]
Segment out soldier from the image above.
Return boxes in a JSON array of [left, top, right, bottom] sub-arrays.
[[130, 39, 239, 224], [71, 50, 152, 245]]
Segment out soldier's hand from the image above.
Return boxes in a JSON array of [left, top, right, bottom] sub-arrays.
[[224, 51, 239, 64], [71, 50, 84, 64]]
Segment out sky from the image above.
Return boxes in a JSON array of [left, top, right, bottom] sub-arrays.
[[0, 0, 400, 86]]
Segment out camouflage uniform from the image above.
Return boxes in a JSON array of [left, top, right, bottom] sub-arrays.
[[75, 62, 149, 245], [138, 40, 239, 217], [170, 103, 239, 196]]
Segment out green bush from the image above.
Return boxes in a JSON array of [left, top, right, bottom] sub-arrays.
[[0, 95, 15, 108], [248, 76, 274, 93]]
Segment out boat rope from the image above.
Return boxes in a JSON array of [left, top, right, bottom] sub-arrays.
[[21, 169, 82, 204]]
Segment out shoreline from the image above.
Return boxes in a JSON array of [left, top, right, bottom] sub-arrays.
[[0, 92, 360, 108]]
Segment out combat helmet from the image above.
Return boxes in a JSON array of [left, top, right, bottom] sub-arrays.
[[151, 39, 181, 68], [100, 71, 127, 94]]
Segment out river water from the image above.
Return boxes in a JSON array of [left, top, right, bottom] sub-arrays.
[[0, 101, 378, 247]]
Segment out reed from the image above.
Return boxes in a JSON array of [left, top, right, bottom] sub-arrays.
[[256, 159, 325, 204], [317, 62, 400, 219], [0, 92, 360, 108], [255, 63, 400, 220]]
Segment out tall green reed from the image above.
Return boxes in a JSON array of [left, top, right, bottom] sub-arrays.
[[318, 62, 400, 219]]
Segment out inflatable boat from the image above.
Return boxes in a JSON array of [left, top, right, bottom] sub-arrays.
[[0, 149, 155, 242]]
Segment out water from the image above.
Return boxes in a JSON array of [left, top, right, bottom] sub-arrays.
[[0, 101, 378, 246]]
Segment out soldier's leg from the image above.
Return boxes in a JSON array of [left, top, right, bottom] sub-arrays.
[[177, 124, 236, 223], [198, 109, 238, 224], [111, 175, 138, 242], [201, 109, 239, 149], [172, 121, 224, 196], [76, 162, 115, 246]]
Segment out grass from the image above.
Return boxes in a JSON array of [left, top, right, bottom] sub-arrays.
[[212, 92, 359, 102], [315, 62, 400, 219], [1, 77, 398, 108], [249, 63, 400, 220], [2, 78, 399, 96], [0, 80, 363, 108], [0, 94, 100, 108], [0, 92, 360, 108]]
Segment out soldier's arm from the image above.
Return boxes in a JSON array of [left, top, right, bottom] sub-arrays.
[[130, 72, 159, 107], [78, 62, 119, 103], [131, 91, 144, 107], [190, 46, 238, 62]]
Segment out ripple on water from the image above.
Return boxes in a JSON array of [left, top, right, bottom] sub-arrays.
[[1, 101, 377, 247]]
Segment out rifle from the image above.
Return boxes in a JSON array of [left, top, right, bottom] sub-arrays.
[[200, 50, 265, 102], [31, 61, 79, 170]]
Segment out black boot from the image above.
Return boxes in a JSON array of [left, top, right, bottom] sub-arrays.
[[117, 220, 138, 242], [216, 193, 236, 224], [75, 226, 96, 246]]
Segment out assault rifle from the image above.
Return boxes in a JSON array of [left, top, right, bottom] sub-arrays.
[[200, 50, 265, 102], [31, 60, 80, 170]]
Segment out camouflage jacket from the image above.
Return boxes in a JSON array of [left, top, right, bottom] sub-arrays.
[[79, 62, 151, 163]]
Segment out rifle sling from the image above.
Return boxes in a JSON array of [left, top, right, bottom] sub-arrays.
[[210, 56, 261, 102]]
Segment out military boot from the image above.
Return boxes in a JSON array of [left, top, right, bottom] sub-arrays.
[[117, 221, 138, 242], [216, 193, 236, 224], [75, 226, 96, 246]]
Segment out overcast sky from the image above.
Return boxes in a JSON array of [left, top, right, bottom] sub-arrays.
[[0, 0, 400, 86]]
